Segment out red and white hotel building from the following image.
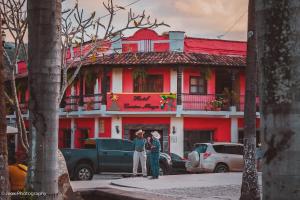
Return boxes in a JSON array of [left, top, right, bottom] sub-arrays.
[[9, 28, 260, 157]]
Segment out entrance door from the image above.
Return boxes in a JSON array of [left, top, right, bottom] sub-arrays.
[[184, 130, 214, 157], [129, 129, 164, 152]]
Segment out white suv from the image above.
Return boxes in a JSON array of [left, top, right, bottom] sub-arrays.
[[185, 143, 244, 173]]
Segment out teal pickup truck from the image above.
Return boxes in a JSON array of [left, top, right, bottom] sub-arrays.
[[61, 138, 172, 180]]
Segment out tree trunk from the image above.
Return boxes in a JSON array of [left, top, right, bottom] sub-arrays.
[[27, 0, 62, 199], [0, 16, 10, 199], [256, 1, 300, 199], [240, 0, 260, 199]]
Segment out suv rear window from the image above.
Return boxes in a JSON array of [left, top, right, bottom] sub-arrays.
[[194, 144, 207, 153], [213, 145, 243, 155]]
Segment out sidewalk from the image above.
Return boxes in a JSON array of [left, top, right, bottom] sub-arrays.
[[72, 173, 262, 200]]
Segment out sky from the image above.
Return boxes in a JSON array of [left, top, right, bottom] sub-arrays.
[[64, 0, 249, 41]]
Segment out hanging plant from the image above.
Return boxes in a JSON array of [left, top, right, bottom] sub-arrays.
[[199, 67, 212, 80], [67, 71, 79, 86], [133, 67, 148, 92], [84, 69, 98, 89], [133, 67, 148, 81]]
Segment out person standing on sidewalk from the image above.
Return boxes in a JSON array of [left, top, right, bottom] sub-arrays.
[[132, 129, 147, 177], [149, 131, 161, 179]]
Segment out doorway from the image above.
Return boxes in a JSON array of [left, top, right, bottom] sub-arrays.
[[124, 124, 169, 153]]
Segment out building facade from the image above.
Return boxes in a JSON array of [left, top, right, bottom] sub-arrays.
[[8, 28, 260, 158]]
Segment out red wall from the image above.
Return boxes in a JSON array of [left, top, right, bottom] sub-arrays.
[[240, 72, 246, 95], [123, 68, 134, 92], [123, 29, 169, 52], [238, 118, 260, 129], [183, 68, 215, 94], [74, 118, 95, 148], [184, 117, 231, 142], [123, 117, 170, 125], [58, 119, 71, 148]]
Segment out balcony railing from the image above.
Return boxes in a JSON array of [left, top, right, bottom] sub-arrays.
[[62, 93, 103, 112], [182, 93, 260, 112], [237, 95, 260, 112], [10, 93, 260, 115], [182, 94, 229, 111]]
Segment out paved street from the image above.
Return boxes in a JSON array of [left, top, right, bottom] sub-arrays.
[[71, 172, 262, 200]]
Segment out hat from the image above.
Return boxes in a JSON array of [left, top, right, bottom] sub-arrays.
[[151, 131, 161, 139], [135, 129, 145, 135]]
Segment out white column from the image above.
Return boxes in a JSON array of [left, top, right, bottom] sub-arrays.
[[94, 117, 99, 138], [170, 117, 184, 157], [111, 116, 122, 139], [112, 68, 123, 93], [170, 68, 177, 93], [71, 118, 75, 148], [231, 117, 239, 143], [94, 79, 99, 109]]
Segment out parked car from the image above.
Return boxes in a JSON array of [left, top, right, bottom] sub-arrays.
[[61, 138, 172, 180], [185, 143, 263, 173], [170, 153, 187, 174]]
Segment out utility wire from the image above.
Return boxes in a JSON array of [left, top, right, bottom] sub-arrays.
[[99, 0, 142, 19], [217, 9, 248, 39]]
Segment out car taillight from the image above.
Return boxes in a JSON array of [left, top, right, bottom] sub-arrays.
[[203, 152, 211, 159]]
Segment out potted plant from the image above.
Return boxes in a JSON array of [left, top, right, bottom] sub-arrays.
[[210, 98, 223, 111], [86, 99, 94, 110], [222, 88, 239, 110]]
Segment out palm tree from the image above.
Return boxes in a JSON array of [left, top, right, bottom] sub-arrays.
[[0, 15, 10, 198], [256, 1, 300, 199], [27, 0, 61, 198], [240, 0, 260, 199]]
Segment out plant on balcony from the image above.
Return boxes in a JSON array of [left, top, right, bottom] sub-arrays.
[[160, 93, 176, 110], [222, 88, 239, 110], [109, 93, 120, 111], [209, 98, 223, 111], [86, 99, 94, 110]]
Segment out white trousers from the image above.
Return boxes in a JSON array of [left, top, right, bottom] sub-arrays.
[[133, 150, 147, 176]]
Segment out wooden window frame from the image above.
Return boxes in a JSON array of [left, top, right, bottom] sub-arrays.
[[189, 76, 207, 95]]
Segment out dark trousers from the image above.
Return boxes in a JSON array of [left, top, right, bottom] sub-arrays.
[[150, 152, 160, 177]]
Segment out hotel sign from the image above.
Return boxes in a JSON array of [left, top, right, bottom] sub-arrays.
[[107, 93, 176, 112]]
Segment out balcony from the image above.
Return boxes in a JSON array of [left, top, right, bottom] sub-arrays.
[[61, 93, 103, 112], [182, 94, 260, 112], [10, 93, 259, 117], [106, 93, 177, 112], [182, 94, 229, 111]]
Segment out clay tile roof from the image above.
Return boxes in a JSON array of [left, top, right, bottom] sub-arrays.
[[80, 52, 246, 67]]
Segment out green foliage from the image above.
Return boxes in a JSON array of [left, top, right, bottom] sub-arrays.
[[200, 67, 212, 80]]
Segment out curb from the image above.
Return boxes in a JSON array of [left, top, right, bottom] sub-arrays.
[[78, 188, 177, 200], [110, 182, 144, 189]]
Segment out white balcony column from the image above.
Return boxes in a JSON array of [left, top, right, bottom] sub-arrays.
[[112, 68, 123, 93], [94, 117, 99, 138], [170, 117, 184, 158], [71, 118, 76, 148], [176, 67, 183, 117], [94, 78, 99, 109], [111, 116, 122, 139], [70, 84, 75, 110], [170, 68, 177, 93], [231, 117, 239, 143]]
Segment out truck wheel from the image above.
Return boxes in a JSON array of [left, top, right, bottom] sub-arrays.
[[75, 163, 94, 181]]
